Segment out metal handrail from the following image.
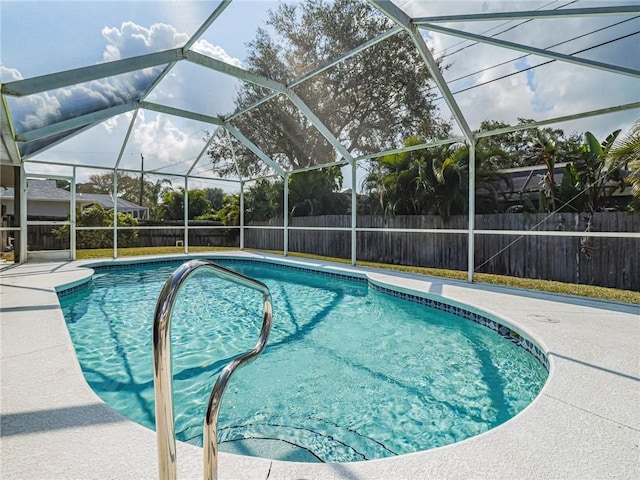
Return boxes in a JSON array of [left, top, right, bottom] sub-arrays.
[[152, 259, 273, 480]]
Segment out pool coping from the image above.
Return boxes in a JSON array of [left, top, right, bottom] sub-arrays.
[[1, 250, 639, 479]]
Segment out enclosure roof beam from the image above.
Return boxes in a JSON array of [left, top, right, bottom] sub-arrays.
[[1, 49, 184, 97], [140, 101, 225, 125], [367, 0, 473, 141], [226, 26, 403, 122], [356, 136, 467, 161], [419, 23, 640, 78], [186, 50, 356, 167], [1, 95, 20, 164], [290, 159, 349, 175], [414, 5, 640, 24], [474, 102, 640, 139], [226, 129, 243, 181], [186, 126, 223, 176], [184, 0, 233, 50], [15, 101, 139, 142], [139, 1, 235, 104], [114, 109, 139, 170], [286, 90, 356, 166], [185, 50, 287, 93], [188, 174, 241, 184], [224, 123, 285, 176]]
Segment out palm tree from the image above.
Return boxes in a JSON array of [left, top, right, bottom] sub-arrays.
[[216, 194, 241, 226], [436, 138, 511, 216], [144, 178, 173, 219], [606, 120, 640, 211], [532, 130, 560, 212], [427, 145, 466, 221], [365, 137, 508, 221], [364, 136, 428, 216], [288, 167, 347, 216]]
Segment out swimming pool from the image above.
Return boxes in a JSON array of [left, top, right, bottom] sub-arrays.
[[59, 258, 548, 463]]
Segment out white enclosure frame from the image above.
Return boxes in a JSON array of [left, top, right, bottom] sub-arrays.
[[1, 1, 639, 283]]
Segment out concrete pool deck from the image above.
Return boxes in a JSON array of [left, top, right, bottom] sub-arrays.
[[1, 251, 638, 479]]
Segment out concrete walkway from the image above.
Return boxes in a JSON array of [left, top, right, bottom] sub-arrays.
[[1, 252, 638, 479]]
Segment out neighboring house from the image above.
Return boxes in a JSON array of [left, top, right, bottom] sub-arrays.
[[495, 163, 631, 212], [0, 179, 149, 220], [76, 193, 149, 220]]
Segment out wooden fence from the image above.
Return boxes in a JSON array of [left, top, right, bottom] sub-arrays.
[[245, 212, 639, 291], [27, 225, 238, 250], [25, 212, 638, 290]]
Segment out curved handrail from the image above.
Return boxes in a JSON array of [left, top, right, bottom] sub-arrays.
[[152, 259, 273, 480]]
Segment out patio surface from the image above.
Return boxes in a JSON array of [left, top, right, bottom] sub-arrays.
[[1, 251, 638, 479]]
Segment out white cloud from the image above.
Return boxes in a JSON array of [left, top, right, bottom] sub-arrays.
[[103, 116, 119, 133], [101, 22, 190, 61], [100, 21, 242, 66], [0, 65, 23, 82], [20, 92, 63, 131], [8, 66, 163, 134], [7, 20, 240, 144], [128, 110, 207, 173], [191, 39, 243, 68]]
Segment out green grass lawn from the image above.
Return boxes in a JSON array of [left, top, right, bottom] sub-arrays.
[[75, 246, 639, 304]]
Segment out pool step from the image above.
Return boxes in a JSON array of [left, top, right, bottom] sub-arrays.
[[178, 417, 397, 463], [217, 419, 399, 463], [219, 438, 322, 463]]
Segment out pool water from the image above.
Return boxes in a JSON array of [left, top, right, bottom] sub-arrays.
[[60, 259, 548, 463]]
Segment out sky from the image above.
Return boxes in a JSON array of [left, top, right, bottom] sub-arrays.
[[1, 0, 639, 192]]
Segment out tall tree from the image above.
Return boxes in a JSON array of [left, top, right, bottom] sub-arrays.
[[207, 0, 450, 178], [203, 188, 225, 211], [79, 172, 173, 213], [216, 193, 241, 226], [363, 136, 429, 216], [243, 180, 283, 223], [532, 130, 560, 212], [549, 129, 630, 215], [365, 137, 508, 220], [81, 172, 142, 203], [477, 119, 582, 169], [156, 188, 213, 221], [288, 167, 347, 216], [144, 178, 173, 217]]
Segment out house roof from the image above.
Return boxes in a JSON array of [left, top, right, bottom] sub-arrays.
[[0, 179, 71, 201], [497, 163, 631, 200], [0, 179, 148, 211], [76, 193, 147, 212]]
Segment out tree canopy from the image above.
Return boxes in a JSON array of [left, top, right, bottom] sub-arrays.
[[476, 119, 583, 169], [609, 120, 640, 211], [207, 0, 450, 178], [78, 172, 172, 213], [53, 203, 138, 249], [156, 188, 213, 221], [364, 136, 508, 221]]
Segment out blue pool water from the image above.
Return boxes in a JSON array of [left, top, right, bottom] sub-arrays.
[[60, 259, 548, 463]]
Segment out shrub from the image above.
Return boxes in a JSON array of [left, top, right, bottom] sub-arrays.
[[53, 203, 138, 249]]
